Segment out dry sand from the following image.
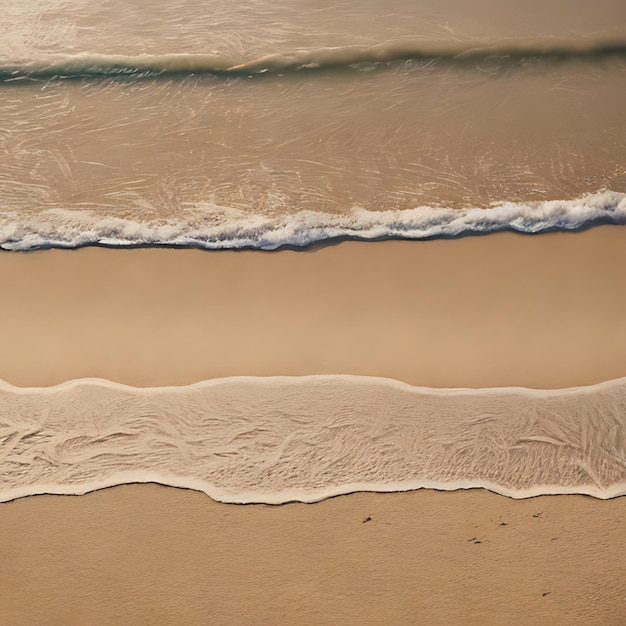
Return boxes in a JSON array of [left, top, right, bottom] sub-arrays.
[[1, 227, 625, 624], [1, 485, 625, 625]]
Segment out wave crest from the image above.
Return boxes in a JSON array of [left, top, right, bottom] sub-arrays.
[[1, 39, 625, 81], [1, 191, 624, 251]]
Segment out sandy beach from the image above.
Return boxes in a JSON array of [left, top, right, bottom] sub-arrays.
[[1, 227, 626, 389], [1, 1, 624, 622], [1, 486, 625, 625], [1, 227, 625, 624]]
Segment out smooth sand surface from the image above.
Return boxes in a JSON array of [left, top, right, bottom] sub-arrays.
[[1, 226, 626, 389], [1, 485, 625, 625]]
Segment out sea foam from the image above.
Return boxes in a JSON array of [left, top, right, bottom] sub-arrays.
[[1, 191, 625, 251], [1, 375, 625, 504]]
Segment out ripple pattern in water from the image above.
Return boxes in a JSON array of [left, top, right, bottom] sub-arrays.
[[1, 376, 625, 503]]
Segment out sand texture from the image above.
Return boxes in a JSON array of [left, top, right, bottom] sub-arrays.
[[1, 485, 624, 625]]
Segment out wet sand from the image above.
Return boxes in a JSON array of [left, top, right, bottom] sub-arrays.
[[1, 227, 625, 389], [1, 485, 625, 625]]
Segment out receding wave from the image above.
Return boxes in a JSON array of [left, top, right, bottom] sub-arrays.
[[1, 39, 625, 81], [0, 375, 625, 504], [1, 191, 624, 251]]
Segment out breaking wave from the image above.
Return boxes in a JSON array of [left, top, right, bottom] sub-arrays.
[[1, 191, 624, 251], [1, 39, 624, 81], [0, 375, 625, 504]]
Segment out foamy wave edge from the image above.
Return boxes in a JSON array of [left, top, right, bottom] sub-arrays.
[[1, 375, 625, 504], [1, 191, 625, 251], [3, 475, 626, 505]]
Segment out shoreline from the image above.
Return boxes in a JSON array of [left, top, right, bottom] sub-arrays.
[[2, 372, 626, 393], [2, 191, 625, 252], [3, 478, 626, 507]]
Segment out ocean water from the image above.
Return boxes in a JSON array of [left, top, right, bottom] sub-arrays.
[[1, 1, 625, 504], [1, 377, 625, 503], [0, 0, 625, 249]]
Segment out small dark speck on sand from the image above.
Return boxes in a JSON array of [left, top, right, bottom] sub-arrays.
[[542, 592, 550, 597], [473, 540, 483, 544], [499, 522, 508, 526], [467, 537, 477, 542], [533, 512, 543, 518], [362, 516, 372, 523]]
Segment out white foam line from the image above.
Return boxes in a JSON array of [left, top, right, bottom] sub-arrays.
[[1, 473, 625, 505], [1, 373, 625, 396], [1, 190, 625, 251]]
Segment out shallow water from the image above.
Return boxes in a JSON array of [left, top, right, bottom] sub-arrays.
[[1, 376, 625, 503], [0, 0, 624, 248]]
